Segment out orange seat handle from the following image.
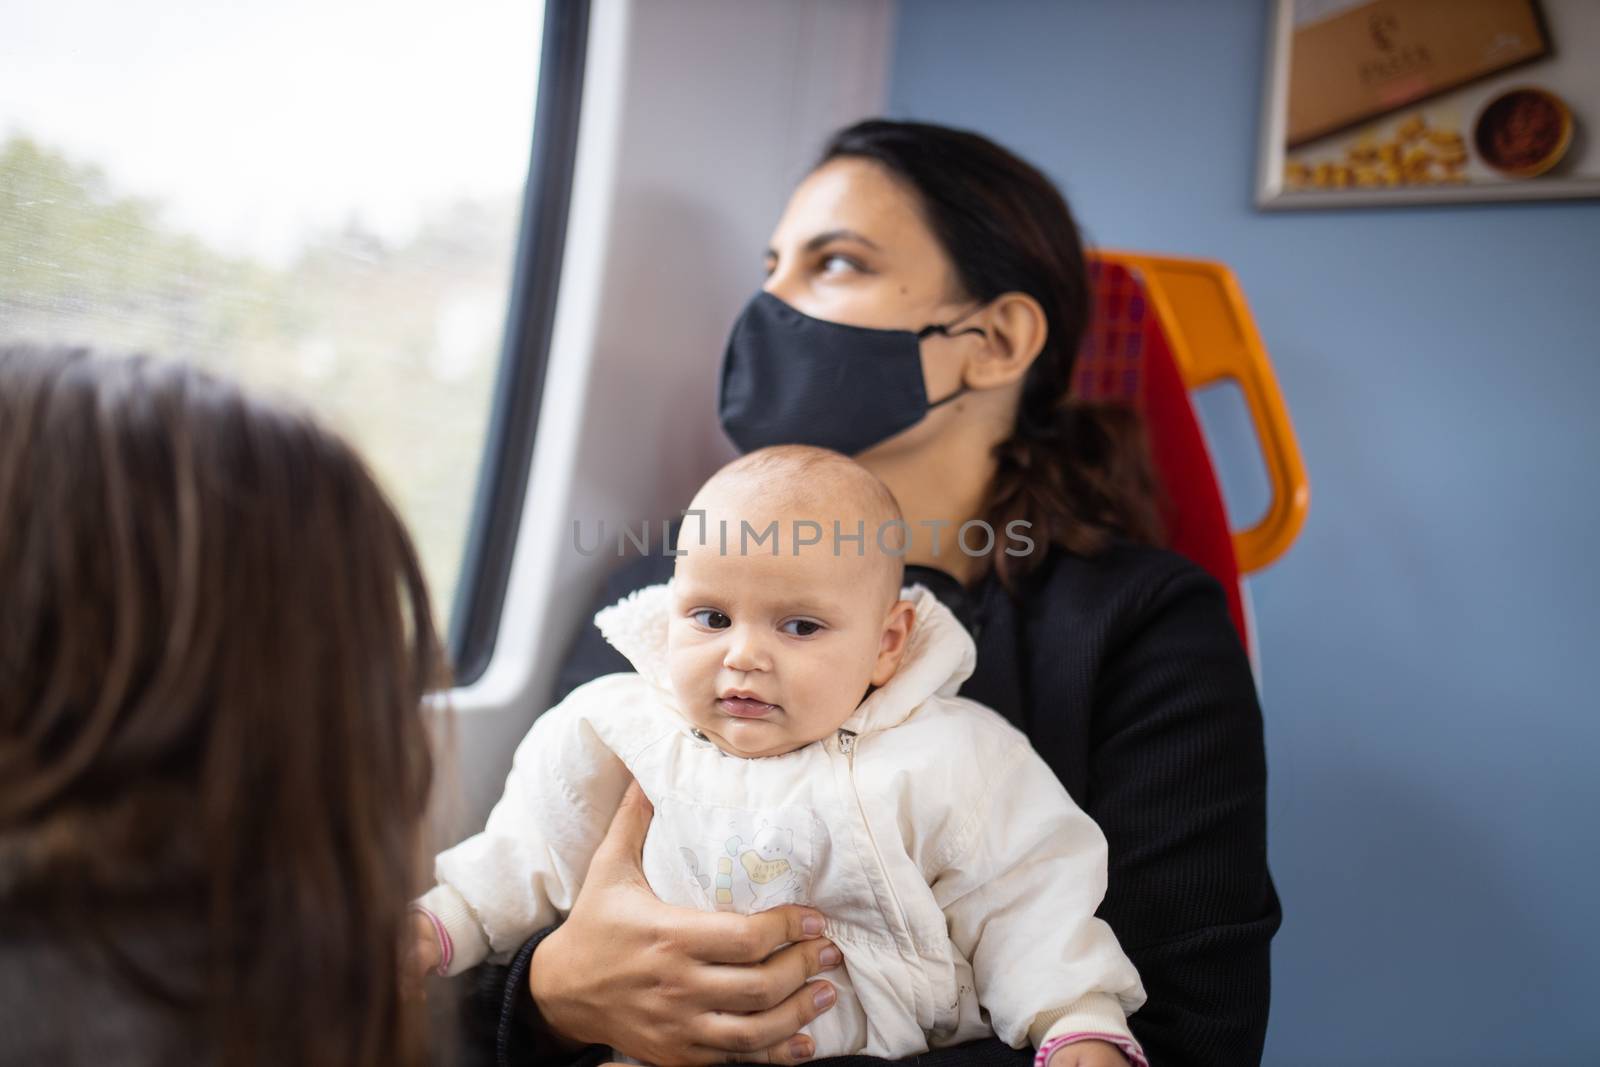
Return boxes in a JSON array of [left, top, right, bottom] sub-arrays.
[[1092, 251, 1309, 574]]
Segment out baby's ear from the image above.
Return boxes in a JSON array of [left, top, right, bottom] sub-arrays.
[[871, 599, 916, 685]]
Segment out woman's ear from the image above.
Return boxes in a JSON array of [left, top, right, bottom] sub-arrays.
[[966, 290, 1047, 389], [871, 599, 917, 686]]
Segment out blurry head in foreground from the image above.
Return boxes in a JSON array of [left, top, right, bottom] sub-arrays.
[[0, 344, 443, 1066], [666, 445, 914, 758]]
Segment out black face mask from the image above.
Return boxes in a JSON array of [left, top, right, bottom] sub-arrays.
[[717, 291, 987, 456]]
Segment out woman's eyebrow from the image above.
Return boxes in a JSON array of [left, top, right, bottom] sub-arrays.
[[766, 229, 881, 259]]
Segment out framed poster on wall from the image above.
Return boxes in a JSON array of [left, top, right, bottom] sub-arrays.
[[1256, 0, 1600, 208]]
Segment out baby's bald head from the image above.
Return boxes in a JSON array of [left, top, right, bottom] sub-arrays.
[[678, 446, 906, 609]]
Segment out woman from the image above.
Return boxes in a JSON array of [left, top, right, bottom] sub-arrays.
[[0, 346, 445, 1066], [471, 120, 1279, 1067]]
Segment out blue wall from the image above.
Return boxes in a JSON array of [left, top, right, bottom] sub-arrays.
[[889, 2, 1600, 1063]]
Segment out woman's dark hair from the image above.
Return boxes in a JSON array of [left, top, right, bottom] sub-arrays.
[[820, 119, 1164, 589], [0, 345, 444, 1065]]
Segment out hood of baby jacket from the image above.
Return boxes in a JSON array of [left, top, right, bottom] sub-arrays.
[[592, 580, 977, 737]]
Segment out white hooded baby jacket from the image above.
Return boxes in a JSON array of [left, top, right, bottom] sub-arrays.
[[421, 581, 1146, 1058]]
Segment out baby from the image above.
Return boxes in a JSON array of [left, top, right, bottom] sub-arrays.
[[413, 446, 1147, 1067]]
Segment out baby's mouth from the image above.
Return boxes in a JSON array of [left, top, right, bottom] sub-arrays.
[[717, 696, 781, 719]]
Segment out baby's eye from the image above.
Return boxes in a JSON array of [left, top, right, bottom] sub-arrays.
[[780, 619, 823, 637], [690, 609, 731, 630]]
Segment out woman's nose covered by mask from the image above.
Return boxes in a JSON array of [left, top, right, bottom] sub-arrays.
[[717, 292, 986, 456]]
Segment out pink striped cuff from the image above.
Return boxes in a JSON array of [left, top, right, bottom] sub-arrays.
[[411, 903, 453, 977], [1035, 1031, 1149, 1067]]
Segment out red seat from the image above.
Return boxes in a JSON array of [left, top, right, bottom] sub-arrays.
[[1074, 258, 1250, 648]]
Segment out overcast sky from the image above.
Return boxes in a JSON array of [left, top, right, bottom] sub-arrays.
[[2, 0, 544, 263]]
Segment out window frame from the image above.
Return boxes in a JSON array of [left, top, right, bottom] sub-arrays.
[[448, 0, 591, 686]]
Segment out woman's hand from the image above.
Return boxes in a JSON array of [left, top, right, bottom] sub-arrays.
[[530, 782, 842, 1065]]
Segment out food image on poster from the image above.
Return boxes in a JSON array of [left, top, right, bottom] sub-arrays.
[[1473, 87, 1572, 175], [1259, 0, 1600, 207]]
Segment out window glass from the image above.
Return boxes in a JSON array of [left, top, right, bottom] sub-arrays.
[[0, 0, 547, 631]]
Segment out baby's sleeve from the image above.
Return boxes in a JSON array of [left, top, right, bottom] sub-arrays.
[[417, 681, 635, 977], [930, 741, 1147, 1058]]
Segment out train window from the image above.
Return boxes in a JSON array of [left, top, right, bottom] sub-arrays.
[[0, 0, 583, 679]]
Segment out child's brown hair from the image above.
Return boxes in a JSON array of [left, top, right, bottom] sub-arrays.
[[0, 344, 445, 1065]]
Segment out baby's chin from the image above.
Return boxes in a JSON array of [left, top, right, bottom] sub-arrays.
[[695, 717, 817, 760]]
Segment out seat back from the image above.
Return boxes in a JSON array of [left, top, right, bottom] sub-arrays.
[[1074, 253, 1309, 655]]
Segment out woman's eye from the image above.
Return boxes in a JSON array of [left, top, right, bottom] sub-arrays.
[[781, 619, 823, 637], [819, 253, 860, 276], [690, 609, 731, 630]]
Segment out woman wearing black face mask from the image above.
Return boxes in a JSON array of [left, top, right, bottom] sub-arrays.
[[465, 120, 1279, 1067]]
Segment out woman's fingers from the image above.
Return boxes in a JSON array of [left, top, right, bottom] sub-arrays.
[[679, 903, 829, 964], [696, 1030, 817, 1066], [693, 977, 837, 1059], [697, 940, 844, 1017], [699, 937, 843, 1012]]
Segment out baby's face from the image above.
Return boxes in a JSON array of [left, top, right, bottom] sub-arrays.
[[667, 531, 906, 759]]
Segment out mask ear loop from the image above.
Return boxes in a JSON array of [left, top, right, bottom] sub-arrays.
[[915, 300, 991, 342], [915, 323, 987, 341], [917, 305, 988, 405]]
